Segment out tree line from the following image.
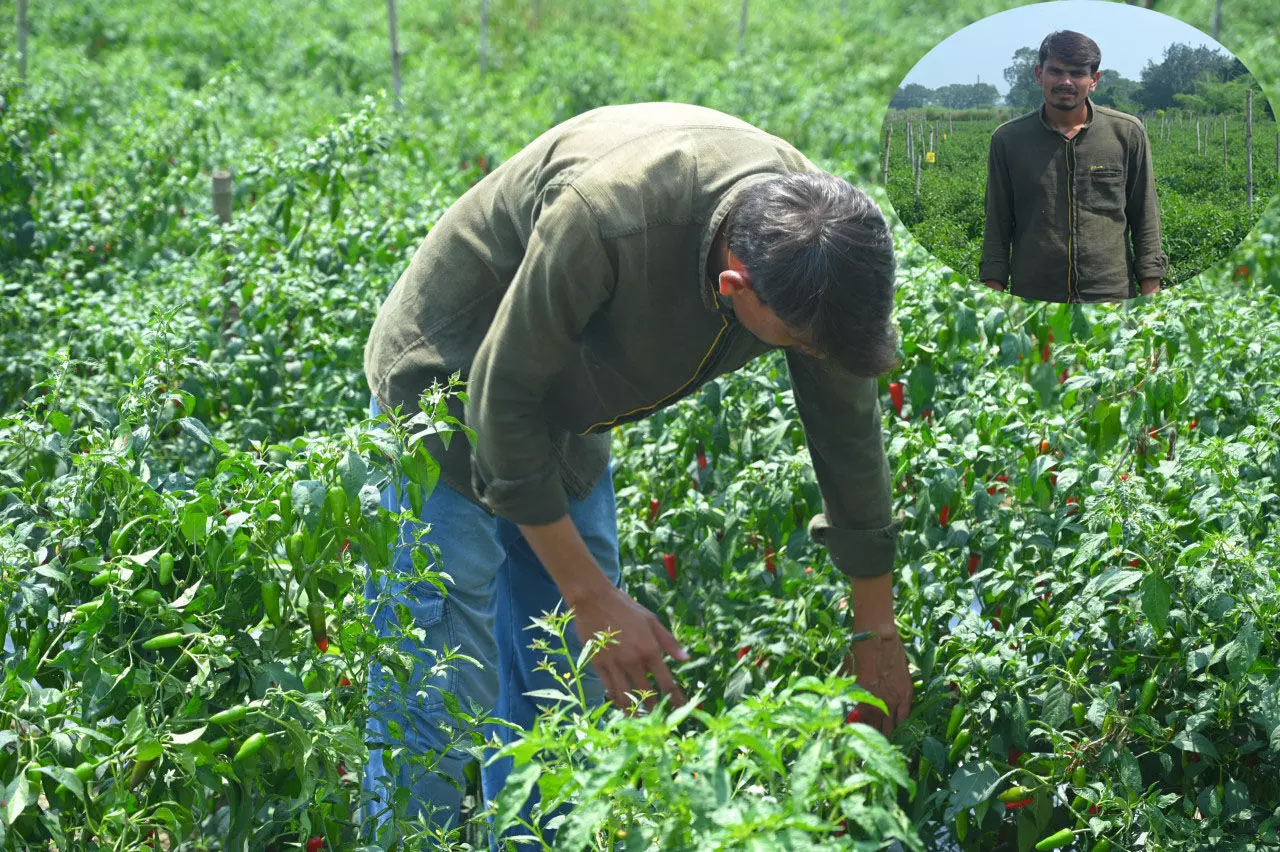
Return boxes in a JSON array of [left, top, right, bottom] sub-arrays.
[[892, 42, 1272, 119]]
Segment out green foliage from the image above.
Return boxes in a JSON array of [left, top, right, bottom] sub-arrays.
[[2, 0, 1280, 850]]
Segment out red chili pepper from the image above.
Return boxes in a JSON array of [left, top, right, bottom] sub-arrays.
[[888, 382, 905, 416], [737, 645, 750, 660], [663, 553, 677, 582], [648, 498, 660, 523], [1189, 420, 1198, 429], [845, 707, 863, 724], [920, 407, 933, 422], [306, 838, 324, 852], [1040, 439, 1050, 454], [1005, 797, 1034, 809], [967, 553, 980, 575], [339, 676, 351, 687], [1007, 747, 1023, 764], [1059, 369, 1069, 384], [939, 505, 950, 527], [764, 548, 775, 574]]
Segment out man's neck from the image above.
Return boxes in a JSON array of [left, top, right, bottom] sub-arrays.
[[1044, 99, 1090, 135]]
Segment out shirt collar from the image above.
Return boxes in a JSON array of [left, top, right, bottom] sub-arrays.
[[698, 173, 775, 316]]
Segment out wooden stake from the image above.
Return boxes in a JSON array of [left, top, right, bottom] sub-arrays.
[[15, 0, 28, 82], [1196, 119, 1201, 155], [1213, 0, 1223, 40], [1224, 116, 1228, 173], [479, 0, 490, 77], [928, 128, 934, 153], [212, 171, 233, 224], [882, 124, 892, 186], [1246, 89, 1253, 210], [739, 0, 748, 56], [914, 152, 921, 205], [906, 121, 913, 165], [387, 0, 402, 109]]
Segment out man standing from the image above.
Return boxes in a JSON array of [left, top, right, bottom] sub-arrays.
[[361, 102, 910, 845], [980, 31, 1169, 302]]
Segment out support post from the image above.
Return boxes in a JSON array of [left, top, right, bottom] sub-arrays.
[[15, 0, 28, 82], [739, 0, 748, 56], [914, 152, 921, 205], [387, 0, 402, 109], [212, 171, 233, 225], [479, 0, 490, 77], [1246, 88, 1253, 211], [882, 124, 892, 186]]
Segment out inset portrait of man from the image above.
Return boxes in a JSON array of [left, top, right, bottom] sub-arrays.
[[979, 30, 1170, 303]]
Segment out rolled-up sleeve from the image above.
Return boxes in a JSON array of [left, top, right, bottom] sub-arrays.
[[466, 185, 615, 524], [786, 351, 901, 578], [1126, 126, 1169, 281], [978, 130, 1014, 285]]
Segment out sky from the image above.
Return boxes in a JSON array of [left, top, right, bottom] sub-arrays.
[[900, 0, 1233, 96]]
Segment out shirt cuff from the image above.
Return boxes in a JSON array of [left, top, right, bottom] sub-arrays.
[[807, 514, 903, 578], [471, 461, 570, 526], [1135, 254, 1169, 280], [978, 261, 1009, 285]]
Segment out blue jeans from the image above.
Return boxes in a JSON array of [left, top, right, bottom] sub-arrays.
[[361, 398, 621, 849]]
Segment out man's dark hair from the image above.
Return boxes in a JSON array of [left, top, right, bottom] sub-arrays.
[[726, 172, 898, 378], [1038, 30, 1102, 75]]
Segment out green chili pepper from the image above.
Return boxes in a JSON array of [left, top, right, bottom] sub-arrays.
[[326, 486, 348, 529], [946, 704, 965, 742], [408, 482, 424, 517], [141, 631, 186, 651], [1072, 702, 1086, 727], [136, 589, 164, 606], [948, 728, 972, 764], [89, 569, 119, 588], [1035, 828, 1075, 850], [210, 705, 250, 726], [157, 552, 174, 585], [998, 785, 1035, 803], [234, 732, 268, 763], [262, 581, 283, 628], [279, 487, 294, 531], [1139, 677, 1158, 714], [286, 531, 305, 573], [1072, 765, 1087, 788]]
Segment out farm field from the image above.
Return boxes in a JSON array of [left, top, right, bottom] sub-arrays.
[[2, 1, 1280, 851], [885, 104, 1280, 287]]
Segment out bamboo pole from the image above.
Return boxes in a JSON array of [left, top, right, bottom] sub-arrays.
[[479, 0, 490, 77], [906, 121, 913, 165], [15, 0, 28, 82], [914, 152, 921, 205], [1224, 116, 1228, 173], [387, 0, 402, 109], [738, 0, 748, 56], [532, 0, 541, 28], [1196, 119, 1201, 155], [212, 171, 233, 224], [928, 128, 934, 153], [882, 124, 892, 186], [1246, 89, 1253, 210], [1213, 0, 1223, 40]]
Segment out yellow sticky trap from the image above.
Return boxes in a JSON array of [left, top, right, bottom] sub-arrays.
[[925, 151, 936, 164]]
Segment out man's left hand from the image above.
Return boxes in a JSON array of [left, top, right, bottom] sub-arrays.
[[842, 630, 913, 737], [1139, 278, 1161, 297]]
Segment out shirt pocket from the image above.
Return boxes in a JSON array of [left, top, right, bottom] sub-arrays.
[[1085, 164, 1126, 213]]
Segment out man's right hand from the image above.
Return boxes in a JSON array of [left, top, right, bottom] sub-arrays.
[[571, 585, 689, 712], [982, 279, 1006, 292]]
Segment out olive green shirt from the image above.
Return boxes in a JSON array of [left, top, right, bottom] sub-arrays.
[[364, 103, 900, 578], [979, 99, 1169, 302]]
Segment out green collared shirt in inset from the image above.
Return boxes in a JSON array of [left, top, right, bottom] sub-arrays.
[[979, 99, 1169, 303], [363, 103, 901, 578]]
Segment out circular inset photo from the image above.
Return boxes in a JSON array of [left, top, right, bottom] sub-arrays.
[[882, 0, 1277, 304]]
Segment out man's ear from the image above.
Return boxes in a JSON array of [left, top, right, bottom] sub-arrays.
[[718, 268, 751, 298]]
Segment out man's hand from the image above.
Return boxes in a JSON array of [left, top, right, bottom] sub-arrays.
[[517, 515, 689, 713], [982, 279, 1006, 292], [1139, 278, 1161, 297], [571, 585, 689, 712], [846, 572, 912, 736], [842, 631, 913, 737]]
